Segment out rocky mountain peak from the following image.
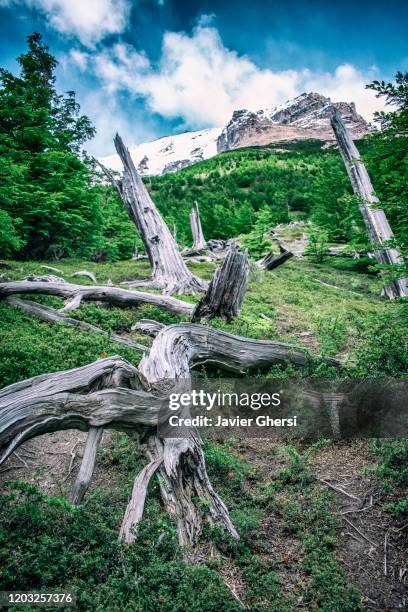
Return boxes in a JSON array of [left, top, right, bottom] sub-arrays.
[[216, 92, 370, 152], [100, 92, 372, 175]]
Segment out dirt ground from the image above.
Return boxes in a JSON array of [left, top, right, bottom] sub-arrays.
[[1, 434, 406, 611]]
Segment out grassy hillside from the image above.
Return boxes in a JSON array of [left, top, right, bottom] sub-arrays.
[[0, 256, 406, 387], [0, 256, 407, 610], [147, 140, 363, 248]]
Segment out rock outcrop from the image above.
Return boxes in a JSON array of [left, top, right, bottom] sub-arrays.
[[217, 93, 371, 152]]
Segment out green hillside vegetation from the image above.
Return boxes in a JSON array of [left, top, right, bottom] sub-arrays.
[[148, 140, 358, 247], [2, 36, 407, 269]]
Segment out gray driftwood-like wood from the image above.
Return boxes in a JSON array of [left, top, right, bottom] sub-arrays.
[[192, 245, 249, 322], [0, 321, 340, 548], [331, 110, 407, 299], [0, 280, 194, 317], [131, 319, 165, 337], [106, 134, 207, 295], [6, 298, 147, 352], [119, 450, 163, 543], [258, 250, 293, 270], [69, 426, 104, 504], [72, 270, 97, 283], [189, 201, 207, 252]]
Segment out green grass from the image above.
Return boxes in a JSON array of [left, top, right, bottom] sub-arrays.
[[0, 255, 406, 388], [0, 254, 406, 610]]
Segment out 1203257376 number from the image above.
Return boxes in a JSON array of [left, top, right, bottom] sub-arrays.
[[0, 592, 76, 607]]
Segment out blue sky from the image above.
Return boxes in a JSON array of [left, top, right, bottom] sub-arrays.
[[1, 0, 407, 155]]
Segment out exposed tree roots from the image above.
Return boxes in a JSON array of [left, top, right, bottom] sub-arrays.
[[0, 318, 340, 550]]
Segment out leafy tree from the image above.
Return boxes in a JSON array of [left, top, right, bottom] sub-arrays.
[[92, 187, 141, 262], [0, 33, 101, 259], [0, 209, 23, 257], [364, 72, 408, 248]]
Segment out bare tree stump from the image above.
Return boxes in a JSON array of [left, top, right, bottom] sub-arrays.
[[331, 110, 407, 299], [192, 245, 249, 322], [258, 250, 293, 270]]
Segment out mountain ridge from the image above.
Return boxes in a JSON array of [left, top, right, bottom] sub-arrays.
[[100, 92, 371, 176]]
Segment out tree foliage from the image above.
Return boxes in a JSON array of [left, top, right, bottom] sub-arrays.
[[0, 33, 136, 261], [364, 72, 408, 249]]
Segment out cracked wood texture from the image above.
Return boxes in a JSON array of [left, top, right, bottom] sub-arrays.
[[113, 134, 207, 295], [0, 280, 194, 317], [192, 244, 249, 322], [331, 110, 407, 299]]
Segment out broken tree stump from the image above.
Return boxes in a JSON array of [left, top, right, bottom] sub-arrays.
[[258, 250, 293, 270], [192, 245, 249, 322]]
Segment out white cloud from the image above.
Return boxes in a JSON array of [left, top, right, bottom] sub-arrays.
[[9, 0, 131, 46], [76, 24, 386, 131], [83, 26, 302, 128]]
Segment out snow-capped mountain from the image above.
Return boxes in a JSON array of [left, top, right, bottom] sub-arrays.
[[100, 93, 371, 176], [100, 127, 221, 176], [217, 93, 370, 152]]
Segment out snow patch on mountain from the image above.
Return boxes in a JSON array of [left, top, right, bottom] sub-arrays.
[[100, 92, 371, 176], [100, 127, 221, 176]]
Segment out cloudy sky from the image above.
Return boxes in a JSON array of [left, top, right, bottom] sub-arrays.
[[1, 0, 407, 155]]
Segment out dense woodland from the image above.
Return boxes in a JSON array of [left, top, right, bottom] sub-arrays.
[[0, 34, 407, 611]]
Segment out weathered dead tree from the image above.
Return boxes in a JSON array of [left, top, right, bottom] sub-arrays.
[[331, 110, 407, 299], [0, 270, 249, 324], [72, 270, 97, 283], [0, 323, 340, 550], [190, 201, 207, 252], [192, 245, 249, 322], [102, 134, 207, 295], [6, 297, 147, 352], [0, 280, 194, 317], [258, 249, 293, 270]]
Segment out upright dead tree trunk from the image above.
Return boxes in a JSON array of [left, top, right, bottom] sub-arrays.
[[331, 110, 407, 299], [190, 201, 207, 252], [108, 134, 207, 295], [192, 245, 249, 322]]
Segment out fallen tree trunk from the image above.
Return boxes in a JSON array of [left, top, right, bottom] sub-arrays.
[[102, 135, 207, 295], [6, 297, 147, 351], [0, 323, 340, 548], [192, 245, 249, 322], [258, 249, 293, 270], [0, 280, 194, 317], [331, 110, 407, 299], [0, 273, 248, 324], [190, 201, 207, 252]]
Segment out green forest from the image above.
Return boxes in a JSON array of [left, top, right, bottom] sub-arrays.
[[0, 34, 407, 612]]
